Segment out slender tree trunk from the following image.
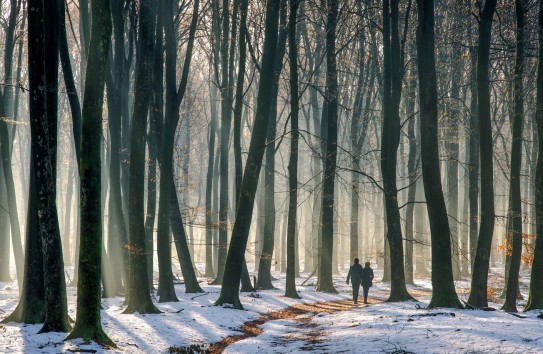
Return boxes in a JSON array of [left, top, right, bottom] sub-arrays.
[[205, 82, 218, 278], [381, 0, 412, 301], [503, 0, 525, 313], [0, 0, 23, 286], [525, 0, 543, 311], [214, 0, 231, 285], [468, 0, 497, 308], [317, 0, 339, 294], [468, 37, 479, 273], [215, 0, 280, 309], [404, 64, 417, 285], [285, 0, 301, 299]]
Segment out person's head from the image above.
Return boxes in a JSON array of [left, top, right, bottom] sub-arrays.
[[354, 258, 359, 264], [365, 262, 370, 267]]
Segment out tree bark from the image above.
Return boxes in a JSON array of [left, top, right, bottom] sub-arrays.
[[381, 0, 412, 301], [468, 0, 497, 308], [503, 0, 525, 313], [285, 0, 301, 299], [525, 0, 543, 312], [66, 0, 114, 344], [317, 0, 339, 294], [124, 0, 160, 315], [416, 0, 462, 309], [215, 0, 280, 309]]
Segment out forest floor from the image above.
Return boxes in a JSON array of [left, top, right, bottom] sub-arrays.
[[0, 264, 542, 353]]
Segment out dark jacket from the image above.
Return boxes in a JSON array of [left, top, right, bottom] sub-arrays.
[[361, 266, 374, 287], [347, 263, 363, 285]]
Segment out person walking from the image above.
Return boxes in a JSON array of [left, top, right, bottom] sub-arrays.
[[361, 261, 374, 304], [346, 258, 363, 304]]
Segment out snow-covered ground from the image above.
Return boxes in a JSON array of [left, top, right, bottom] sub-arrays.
[[0, 265, 542, 353]]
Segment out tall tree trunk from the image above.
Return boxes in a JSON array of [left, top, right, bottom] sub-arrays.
[[0, 0, 23, 287], [157, 0, 202, 297], [205, 81, 218, 278], [526, 0, 543, 311], [214, 0, 231, 285], [66, 0, 114, 344], [503, 0, 525, 313], [416, 0, 462, 309], [124, 0, 160, 315], [285, 0, 301, 299], [215, 0, 280, 309], [37, 0, 72, 333], [317, 0, 339, 294], [145, 3, 163, 291], [447, 42, 462, 280], [381, 0, 412, 301], [404, 62, 417, 285], [468, 33, 479, 273], [467, 0, 497, 308], [258, 0, 288, 290]]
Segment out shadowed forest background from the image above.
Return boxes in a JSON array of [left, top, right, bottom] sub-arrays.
[[0, 0, 542, 350]]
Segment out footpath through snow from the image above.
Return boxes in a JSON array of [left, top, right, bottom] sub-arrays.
[[1, 267, 543, 353]]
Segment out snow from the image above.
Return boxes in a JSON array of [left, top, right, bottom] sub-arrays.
[[1, 266, 542, 353]]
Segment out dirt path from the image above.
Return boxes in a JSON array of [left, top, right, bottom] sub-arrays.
[[207, 297, 379, 353], [168, 287, 433, 353]]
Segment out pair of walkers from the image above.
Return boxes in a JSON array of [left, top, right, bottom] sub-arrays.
[[346, 258, 374, 304]]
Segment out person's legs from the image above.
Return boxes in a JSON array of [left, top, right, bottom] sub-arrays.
[[352, 283, 360, 304], [363, 286, 369, 304]]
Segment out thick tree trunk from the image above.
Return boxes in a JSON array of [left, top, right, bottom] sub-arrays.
[[258, 0, 288, 290], [66, 0, 114, 344], [416, 0, 462, 309], [124, 0, 160, 315], [38, 0, 72, 333]]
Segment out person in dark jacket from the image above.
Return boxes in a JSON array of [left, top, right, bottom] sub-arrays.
[[346, 258, 363, 304], [361, 262, 374, 304]]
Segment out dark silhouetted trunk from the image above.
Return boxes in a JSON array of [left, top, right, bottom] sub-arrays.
[[525, 0, 543, 311], [285, 0, 301, 299], [215, 0, 280, 309], [468, 0, 497, 308], [503, 0, 525, 313], [124, 0, 160, 315], [317, 0, 339, 294], [381, 0, 412, 301], [66, 0, 114, 344], [416, 0, 462, 309]]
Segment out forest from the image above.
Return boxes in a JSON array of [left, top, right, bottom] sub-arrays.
[[0, 0, 543, 352]]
